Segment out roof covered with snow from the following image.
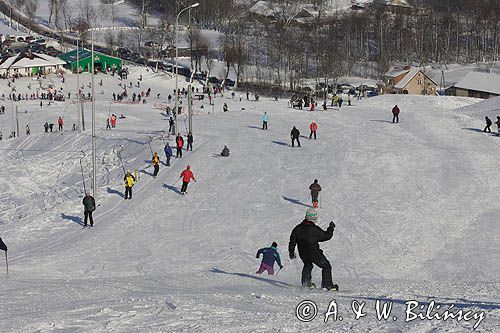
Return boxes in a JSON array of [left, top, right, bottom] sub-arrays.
[[454, 72, 500, 95], [385, 67, 410, 78], [0, 52, 65, 70]]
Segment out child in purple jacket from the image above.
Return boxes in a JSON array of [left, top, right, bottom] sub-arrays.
[[256, 242, 283, 275]]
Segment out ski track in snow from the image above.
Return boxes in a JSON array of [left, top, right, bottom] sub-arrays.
[[0, 68, 499, 332]]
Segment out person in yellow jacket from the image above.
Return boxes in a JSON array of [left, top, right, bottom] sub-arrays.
[[124, 170, 136, 200], [152, 152, 160, 177]]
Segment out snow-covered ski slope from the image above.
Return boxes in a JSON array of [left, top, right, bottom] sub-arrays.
[[0, 68, 499, 332]]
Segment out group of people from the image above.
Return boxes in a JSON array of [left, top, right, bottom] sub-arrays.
[[483, 116, 500, 134]]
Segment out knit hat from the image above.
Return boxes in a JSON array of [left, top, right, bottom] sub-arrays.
[[271, 242, 278, 248], [305, 208, 318, 222]]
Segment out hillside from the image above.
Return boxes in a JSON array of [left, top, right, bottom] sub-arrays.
[[0, 68, 499, 331]]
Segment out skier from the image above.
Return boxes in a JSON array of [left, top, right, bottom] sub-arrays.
[[291, 126, 301, 147], [169, 117, 174, 133], [176, 133, 184, 158], [495, 116, 500, 135], [164, 142, 173, 166], [338, 96, 343, 109], [25, 125, 30, 136], [288, 208, 337, 290], [187, 132, 193, 151], [82, 192, 96, 227], [106, 118, 111, 130], [58, 116, 63, 131], [152, 152, 160, 177], [179, 165, 196, 194], [309, 179, 321, 208], [221, 145, 230, 157], [49, 123, 54, 132], [223, 103, 228, 112], [124, 170, 136, 200], [484, 116, 492, 133], [111, 114, 117, 128], [262, 112, 269, 130], [255, 242, 283, 275], [44, 122, 49, 133], [392, 105, 400, 123], [309, 121, 318, 139]]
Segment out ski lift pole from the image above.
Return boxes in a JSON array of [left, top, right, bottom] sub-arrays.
[[79, 151, 87, 194], [117, 145, 125, 175]]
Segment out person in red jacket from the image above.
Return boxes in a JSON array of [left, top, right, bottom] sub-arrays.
[[179, 165, 196, 194], [176, 133, 184, 158], [58, 116, 63, 131], [309, 121, 318, 139], [392, 105, 400, 123]]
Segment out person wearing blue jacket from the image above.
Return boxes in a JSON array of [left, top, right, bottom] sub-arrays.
[[256, 242, 282, 275], [262, 112, 269, 130], [164, 143, 173, 166]]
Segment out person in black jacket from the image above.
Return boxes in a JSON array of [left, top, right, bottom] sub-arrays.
[[309, 179, 321, 208], [484, 116, 492, 133], [82, 192, 96, 227], [289, 208, 336, 290], [187, 132, 193, 151], [291, 126, 301, 147]]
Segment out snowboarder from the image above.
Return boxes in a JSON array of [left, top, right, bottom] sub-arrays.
[[309, 179, 321, 208], [164, 143, 173, 166], [309, 121, 318, 139], [484, 116, 492, 133], [187, 132, 193, 151], [82, 192, 96, 227], [152, 152, 160, 177], [291, 126, 301, 147], [221, 145, 230, 157], [179, 165, 196, 194], [255, 242, 283, 275], [124, 170, 136, 200], [392, 105, 400, 123], [262, 112, 269, 130], [176, 133, 184, 158], [58, 116, 63, 131], [288, 208, 337, 290]]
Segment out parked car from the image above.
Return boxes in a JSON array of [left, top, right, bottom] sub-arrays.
[[208, 76, 219, 84], [145, 41, 159, 48], [367, 91, 378, 97], [224, 78, 235, 87]]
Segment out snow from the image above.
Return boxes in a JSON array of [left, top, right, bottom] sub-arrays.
[[454, 72, 500, 96], [0, 65, 499, 331]]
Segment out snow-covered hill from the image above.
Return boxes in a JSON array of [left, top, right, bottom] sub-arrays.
[[0, 68, 499, 332]]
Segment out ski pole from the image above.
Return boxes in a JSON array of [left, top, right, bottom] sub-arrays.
[[276, 266, 282, 276], [5, 251, 8, 275]]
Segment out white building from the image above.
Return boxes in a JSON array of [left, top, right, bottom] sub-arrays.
[[0, 52, 66, 76]]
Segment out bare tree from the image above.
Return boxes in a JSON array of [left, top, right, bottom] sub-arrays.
[[25, 0, 39, 34], [60, 0, 72, 31]]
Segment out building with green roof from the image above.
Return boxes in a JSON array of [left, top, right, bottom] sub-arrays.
[[59, 48, 122, 73]]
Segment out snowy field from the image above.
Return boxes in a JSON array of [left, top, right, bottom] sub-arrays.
[[0, 66, 499, 332]]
